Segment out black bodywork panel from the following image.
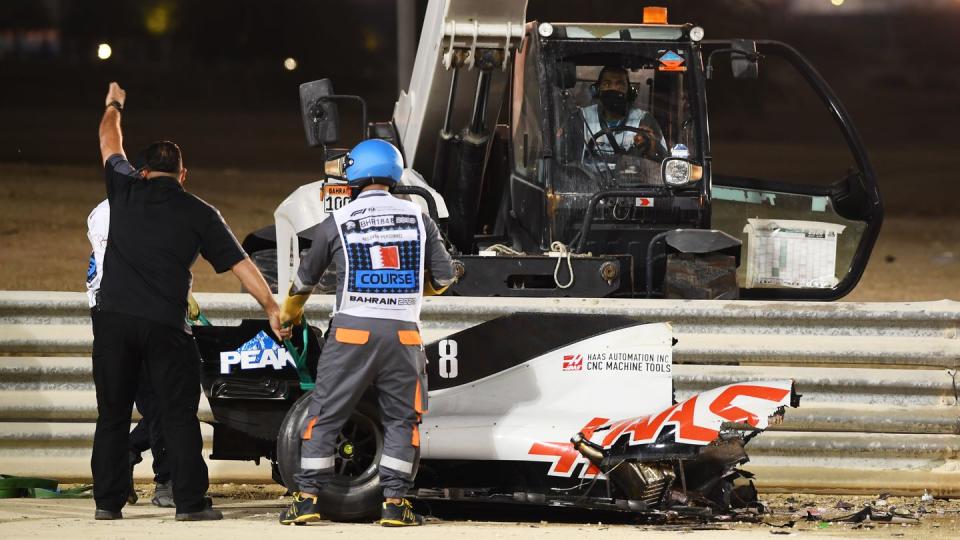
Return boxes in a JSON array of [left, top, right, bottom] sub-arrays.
[[423, 312, 642, 391], [449, 254, 631, 297], [195, 319, 322, 444]]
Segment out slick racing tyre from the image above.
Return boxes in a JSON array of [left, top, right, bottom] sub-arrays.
[[276, 393, 398, 521]]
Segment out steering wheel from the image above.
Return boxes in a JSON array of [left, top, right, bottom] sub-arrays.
[[586, 125, 653, 158]]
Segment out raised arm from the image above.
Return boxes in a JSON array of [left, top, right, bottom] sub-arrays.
[[99, 82, 126, 164]]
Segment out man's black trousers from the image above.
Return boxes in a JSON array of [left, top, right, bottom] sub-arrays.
[[129, 381, 170, 484], [91, 309, 208, 513]]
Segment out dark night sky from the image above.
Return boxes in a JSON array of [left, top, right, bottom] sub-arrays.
[[1, 0, 958, 173]]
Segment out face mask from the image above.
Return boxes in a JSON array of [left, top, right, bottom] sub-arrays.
[[599, 90, 628, 116]]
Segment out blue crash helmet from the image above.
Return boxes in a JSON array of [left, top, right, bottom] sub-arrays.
[[344, 139, 403, 187]]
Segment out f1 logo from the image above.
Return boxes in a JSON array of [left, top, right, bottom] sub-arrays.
[[370, 245, 400, 270], [562, 354, 583, 371]]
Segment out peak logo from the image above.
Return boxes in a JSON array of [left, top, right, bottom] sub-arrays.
[[219, 330, 296, 374], [562, 354, 583, 371]]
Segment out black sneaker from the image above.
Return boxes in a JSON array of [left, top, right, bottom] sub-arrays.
[[174, 508, 223, 521], [151, 480, 175, 508], [175, 498, 223, 521], [126, 451, 140, 504], [94, 508, 123, 520], [380, 499, 424, 527], [279, 492, 322, 525]]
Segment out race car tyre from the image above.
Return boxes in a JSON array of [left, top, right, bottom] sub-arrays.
[[270, 461, 288, 492], [276, 393, 391, 521]]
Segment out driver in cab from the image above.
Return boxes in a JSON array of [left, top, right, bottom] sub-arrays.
[[580, 65, 667, 164]]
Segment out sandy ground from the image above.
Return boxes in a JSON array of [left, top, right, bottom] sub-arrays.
[[0, 160, 957, 301], [0, 163, 307, 293], [843, 216, 960, 302], [2, 489, 960, 539]]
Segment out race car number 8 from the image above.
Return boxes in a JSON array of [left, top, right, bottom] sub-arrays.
[[438, 339, 458, 379]]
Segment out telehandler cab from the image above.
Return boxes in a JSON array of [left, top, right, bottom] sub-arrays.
[[244, 2, 881, 301]]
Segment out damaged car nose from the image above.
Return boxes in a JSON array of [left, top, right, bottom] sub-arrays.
[[570, 380, 800, 513]]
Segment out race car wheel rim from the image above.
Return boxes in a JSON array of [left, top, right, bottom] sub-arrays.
[[333, 411, 380, 483]]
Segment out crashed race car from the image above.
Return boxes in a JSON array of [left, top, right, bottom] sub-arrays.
[[195, 313, 799, 520]]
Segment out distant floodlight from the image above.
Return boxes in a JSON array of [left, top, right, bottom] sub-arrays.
[[284, 57, 298, 71], [97, 43, 112, 60], [145, 4, 171, 36], [830, 0, 844, 6]]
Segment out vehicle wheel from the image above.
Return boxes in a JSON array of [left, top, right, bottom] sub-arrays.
[[271, 461, 284, 485], [270, 461, 292, 495], [276, 392, 387, 521], [663, 253, 738, 300]]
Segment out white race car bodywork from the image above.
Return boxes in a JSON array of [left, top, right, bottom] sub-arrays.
[[422, 322, 674, 461]]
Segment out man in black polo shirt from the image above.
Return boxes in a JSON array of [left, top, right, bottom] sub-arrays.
[[93, 82, 284, 521]]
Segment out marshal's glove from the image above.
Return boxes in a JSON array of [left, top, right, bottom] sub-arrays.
[[281, 290, 310, 328], [424, 267, 459, 297], [187, 292, 202, 322]]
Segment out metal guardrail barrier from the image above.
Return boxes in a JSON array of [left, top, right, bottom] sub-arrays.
[[1, 292, 958, 493]]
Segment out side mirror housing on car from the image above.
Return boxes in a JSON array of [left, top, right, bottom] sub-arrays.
[[731, 39, 759, 80], [299, 79, 340, 147]]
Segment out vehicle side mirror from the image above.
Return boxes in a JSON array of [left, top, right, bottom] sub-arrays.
[[299, 79, 340, 147], [731, 39, 759, 79]]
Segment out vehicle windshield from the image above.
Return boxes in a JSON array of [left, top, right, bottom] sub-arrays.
[[545, 44, 700, 195]]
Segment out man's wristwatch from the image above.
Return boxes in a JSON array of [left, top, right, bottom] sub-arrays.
[[106, 100, 123, 112]]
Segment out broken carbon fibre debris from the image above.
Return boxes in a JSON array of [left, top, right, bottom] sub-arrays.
[[826, 507, 920, 525], [567, 382, 798, 519]]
